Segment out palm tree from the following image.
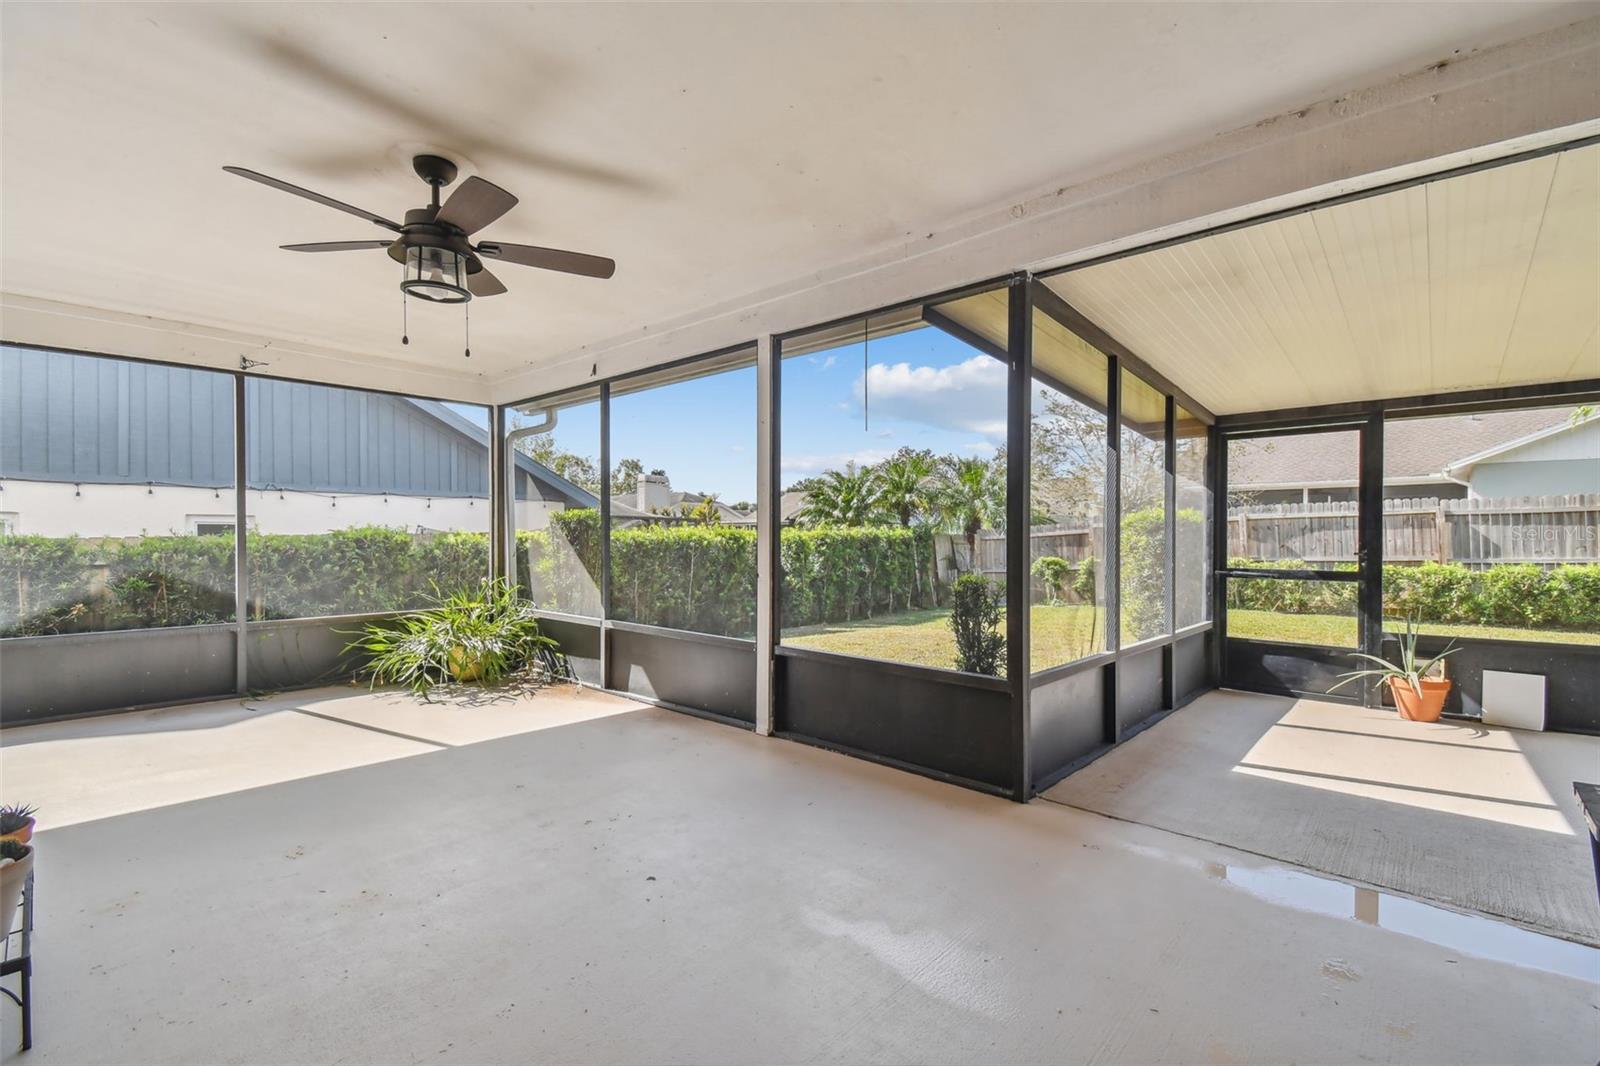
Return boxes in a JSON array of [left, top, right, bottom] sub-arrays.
[[874, 452, 937, 607], [874, 453, 936, 527], [798, 466, 880, 526], [936, 456, 1004, 570]]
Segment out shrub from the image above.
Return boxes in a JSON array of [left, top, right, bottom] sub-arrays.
[[1030, 556, 1072, 603], [1072, 556, 1097, 602], [949, 573, 1005, 676], [347, 578, 560, 697]]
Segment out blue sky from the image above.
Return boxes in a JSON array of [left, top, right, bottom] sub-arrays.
[[498, 324, 1007, 501]]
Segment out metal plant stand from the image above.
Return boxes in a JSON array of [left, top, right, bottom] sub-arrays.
[[1, 868, 33, 1052]]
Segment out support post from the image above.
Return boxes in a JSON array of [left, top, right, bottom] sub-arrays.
[[1162, 394, 1177, 709], [1005, 274, 1032, 800], [1103, 356, 1122, 743], [233, 373, 249, 695], [755, 335, 777, 736], [490, 404, 508, 585], [599, 382, 612, 690], [1209, 423, 1228, 686], [1358, 413, 1385, 706]]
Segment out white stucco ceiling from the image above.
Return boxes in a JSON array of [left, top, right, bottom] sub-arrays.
[[0, 2, 1591, 396]]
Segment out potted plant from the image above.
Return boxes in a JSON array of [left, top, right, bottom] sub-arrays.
[[347, 578, 563, 697], [0, 838, 32, 939], [0, 804, 36, 845], [1329, 617, 1458, 722]]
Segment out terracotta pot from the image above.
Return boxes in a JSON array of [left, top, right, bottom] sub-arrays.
[[0, 844, 33, 939], [1389, 676, 1451, 722], [0, 817, 34, 845], [448, 646, 483, 683]]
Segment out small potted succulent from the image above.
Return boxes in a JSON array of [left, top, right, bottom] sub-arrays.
[[0, 804, 36, 845], [1330, 617, 1458, 722], [0, 838, 32, 938]]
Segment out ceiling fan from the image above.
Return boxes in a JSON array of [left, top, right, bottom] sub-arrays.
[[223, 154, 615, 312]]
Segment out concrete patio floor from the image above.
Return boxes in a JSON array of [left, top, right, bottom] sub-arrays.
[[1044, 689, 1600, 945], [1, 685, 1597, 1064]]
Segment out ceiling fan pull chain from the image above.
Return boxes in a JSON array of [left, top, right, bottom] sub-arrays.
[[400, 262, 409, 345], [464, 301, 471, 358]]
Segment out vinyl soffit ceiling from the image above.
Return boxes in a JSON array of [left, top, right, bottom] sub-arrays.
[[1044, 142, 1600, 416], [0, 2, 1593, 398]]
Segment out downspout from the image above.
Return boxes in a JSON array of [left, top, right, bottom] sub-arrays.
[[504, 406, 559, 587]]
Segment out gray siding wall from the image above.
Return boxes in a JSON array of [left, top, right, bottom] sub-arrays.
[[2, 345, 234, 487], [1, 346, 499, 499], [244, 379, 487, 497]]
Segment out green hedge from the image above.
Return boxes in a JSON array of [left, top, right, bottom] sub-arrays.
[[10, 518, 1591, 642], [1227, 558, 1600, 634], [0, 527, 491, 636], [515, 510, 935, 637]]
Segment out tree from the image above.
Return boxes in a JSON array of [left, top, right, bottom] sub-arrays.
[[874, 450, 936, 527], [797, 466, 881, 527], [518, 434, 600, 495], [935, 456, 1004, 567], [681, 495, 724, 526], [1031, 392, 1163, 518], [611, 458, 643, 496]]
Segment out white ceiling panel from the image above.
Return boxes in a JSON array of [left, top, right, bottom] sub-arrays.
[[0, 2, 1588, 389], [1046, 143, 1600, 415]]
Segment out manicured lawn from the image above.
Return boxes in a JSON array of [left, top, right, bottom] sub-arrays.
[[784, 603, 1108, 673], [784, 602, 1600, 672], [1228, 609, 1600, 647]]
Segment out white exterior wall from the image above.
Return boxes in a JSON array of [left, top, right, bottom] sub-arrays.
[[1466, 420, 1600, 499], [0, 480, 493, 537]]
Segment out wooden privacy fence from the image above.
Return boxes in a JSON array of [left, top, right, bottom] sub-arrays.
[[968, 520, 1104, 590], [1228, 494, 1600, 567]]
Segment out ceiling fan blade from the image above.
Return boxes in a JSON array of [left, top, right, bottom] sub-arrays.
[[436, 176, 518, 235], [467, 266, 508, 297], [280, 240, 394, 253], [223, 166, 402, 232], [477, 241, 615, 280]]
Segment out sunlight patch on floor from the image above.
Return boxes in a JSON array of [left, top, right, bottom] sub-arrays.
[[1231, 700, 1570, 834], [0, 683, 641, 830]]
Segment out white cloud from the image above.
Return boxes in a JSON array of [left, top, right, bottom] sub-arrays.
[[856, 356, 1007, 441], [809, 354, 839, 370], [781, 448, 893, 479]]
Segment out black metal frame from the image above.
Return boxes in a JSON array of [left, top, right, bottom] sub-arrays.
[[0, 339, 500, 711]]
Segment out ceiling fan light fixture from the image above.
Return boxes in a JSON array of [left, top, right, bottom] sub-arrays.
[[401, 245, 470, 304]]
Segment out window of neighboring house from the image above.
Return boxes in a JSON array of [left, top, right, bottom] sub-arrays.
[[607, 348, 757, 637], [0, 344, 237, 636], [778, 289, 1008, 675], [243, 378, 492, 620], [188, 515, 245, 536], [1380, 403, 1599, 646], [0, 513, 17, 535]]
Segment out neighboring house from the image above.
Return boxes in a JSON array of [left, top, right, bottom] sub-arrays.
[[616, 472, 754, 525], [1228, 408, 1595, 504], [0, 345, 593, 537]]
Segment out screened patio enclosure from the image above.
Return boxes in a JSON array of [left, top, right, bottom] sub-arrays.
[[4, 137, 1597, 801]]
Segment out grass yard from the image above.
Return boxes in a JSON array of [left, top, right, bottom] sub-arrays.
[[784, 604, 1600, 673], [784, 603, 1108, 673]]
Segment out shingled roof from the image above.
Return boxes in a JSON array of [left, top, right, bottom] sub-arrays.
[[1229, 407, 1578, 487]]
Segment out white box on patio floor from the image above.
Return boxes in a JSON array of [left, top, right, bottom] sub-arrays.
[[1481, 670, 1546, 731]]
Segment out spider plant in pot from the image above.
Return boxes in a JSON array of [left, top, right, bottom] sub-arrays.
[[0, 838, 33, 938], [1329, 616, 1458, 722], [346, 578, 561, 698], [0, 804, 37, 845]]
